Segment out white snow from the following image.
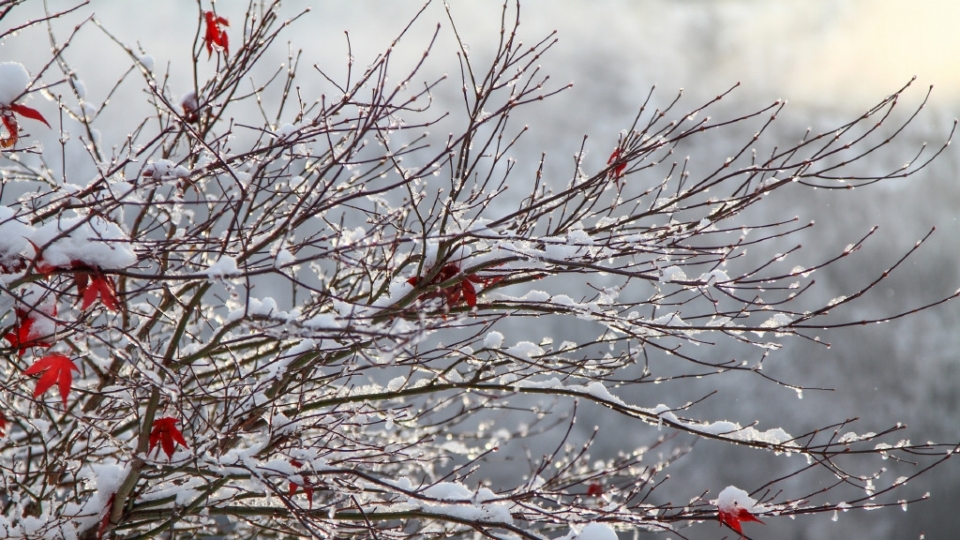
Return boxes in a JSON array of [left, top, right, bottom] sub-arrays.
[[660, 265, 687, 283], [30, 215, 137, 269], [273, 245, 296, 267], [303, 312, 344, 329], [483, 331, 504, 349], [143, 159, 190, 179], [698, 269, 729, 283], [0, 206, 33, 264], [204, 255, 240, 277], [504, 341, 543, 359], [226, 296, 279, 323], [135, 53, 155, 72], [423, 482, 474, 501], [517, 290, 550, 302], [714, 485, 763, 514], [273, 123, 297, 140], [0, 62, 29, 105]]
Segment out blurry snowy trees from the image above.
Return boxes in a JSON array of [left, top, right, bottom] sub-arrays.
[[0, 1, 957, 539]]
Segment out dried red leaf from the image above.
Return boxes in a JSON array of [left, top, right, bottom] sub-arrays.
[[149, 417, 188, 459], [181, 91, 200, 123], [607, 148, 627, 181], [0, 410, 7, 437], [408, 263, 499, 309], [0, 112, 18, 148], [204, 11, 230, 59], [718, 507, 764, 535], [24, 353, 79, 406]]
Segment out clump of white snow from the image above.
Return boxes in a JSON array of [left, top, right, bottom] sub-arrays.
[[143, 159, 190, 179], [204, 255, 240, 278], [483, 331, 504, 349], [135, 53, 155, 72], [505, 341, 543, 359], [714, 485, 763, 514], [273, 123, 297, 140], [30, 215, 136, 269], [660, 265, 686, 283], [0, 62, 30, 105], [0, 206, 33, 265]]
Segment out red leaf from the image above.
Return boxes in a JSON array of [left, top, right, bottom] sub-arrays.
[[0, 410, 7, 437], [25, 239, 56, 274], [409, 263, 496, 309], [586, 482, 603, 497], [24, 353, 79, 406], [204, 11, 230, 58], [8, 103, 50, 128], [98, 493, 116, 540], [77, 270, 119, 312], [149, 417, 188, 459], [288, 459, 314, 508], [4, 310, 53, 357], [0, 112, 18, 148], [718, 507, 764, 535], [607, 148, 627, 181]]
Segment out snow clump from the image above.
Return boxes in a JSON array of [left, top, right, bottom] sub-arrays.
[[0, 62, 30, 106]]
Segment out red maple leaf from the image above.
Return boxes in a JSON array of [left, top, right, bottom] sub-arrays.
[[4, 308, 54, 356], [718, 507, 764, 535], [1, 103, 50, 149], [407, 263, 502, 309], [288, 459, 315, 508], [74, 266, 120, 312], [21, 250, 122, 312], [606, 148, 627, 182], [149, 417, 189, 459], [24, 353, 79, 407], [203, 11, 230, 59]]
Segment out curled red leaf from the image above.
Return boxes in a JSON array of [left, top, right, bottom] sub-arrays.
[[204, 11, 230, 59], [408, 263, 500, 309], [607, 148, 627, 181]]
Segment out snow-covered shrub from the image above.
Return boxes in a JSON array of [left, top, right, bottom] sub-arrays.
[[0, 2, 956, 539]]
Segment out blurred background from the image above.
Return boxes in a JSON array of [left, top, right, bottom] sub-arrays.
[[3, 0, 959, 537]]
